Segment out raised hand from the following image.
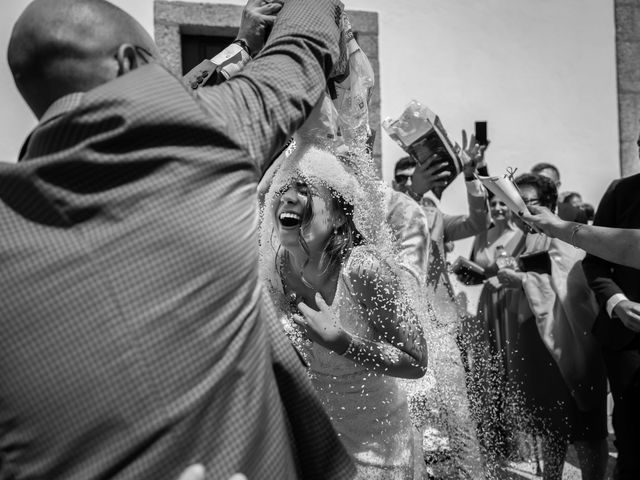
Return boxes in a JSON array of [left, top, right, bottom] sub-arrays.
[[294, 292, 351, 353], [410, 160, 450, 196], [459, 129, 488, 177], [236, 0, 283, 56]]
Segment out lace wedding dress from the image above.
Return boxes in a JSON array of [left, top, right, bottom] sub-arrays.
[[282, 247, 426, 479]]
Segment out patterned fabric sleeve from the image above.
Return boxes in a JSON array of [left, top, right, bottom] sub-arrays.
[[196, 0, 343, 174]]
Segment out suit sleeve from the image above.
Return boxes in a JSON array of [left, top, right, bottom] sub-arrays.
[[582, 179, 624, 309], [442, 180, 491, 242], [386, 192, 430, 288], [195, 0, 342, 174]]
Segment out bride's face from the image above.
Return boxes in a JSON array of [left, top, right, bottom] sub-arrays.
[[273, 178, 336, 252]]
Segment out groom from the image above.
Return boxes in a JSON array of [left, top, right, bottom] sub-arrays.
[[1, 0, 355, 479]]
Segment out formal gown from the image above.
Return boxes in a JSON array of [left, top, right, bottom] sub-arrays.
[[283, 246, 426, 479]]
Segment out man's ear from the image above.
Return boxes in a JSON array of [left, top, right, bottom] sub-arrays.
[[115, 44, 139, 76]]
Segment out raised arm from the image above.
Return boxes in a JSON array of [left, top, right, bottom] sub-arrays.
[[442, 180, 491, 242], [347, 255, 429, 378], [195, 0, 343, 173]]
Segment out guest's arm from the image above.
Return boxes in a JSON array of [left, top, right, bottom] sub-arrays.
[[521, 205, 640, 270], [183, 0, 282, 89], [441, 180, 492, 242], [196, 0, 344, 173]]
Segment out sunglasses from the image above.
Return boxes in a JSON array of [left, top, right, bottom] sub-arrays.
[[394, 174, 412, 185]]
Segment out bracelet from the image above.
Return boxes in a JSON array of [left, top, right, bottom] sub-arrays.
[[233, 38, 252, 58], [570, 223, 584, 248]]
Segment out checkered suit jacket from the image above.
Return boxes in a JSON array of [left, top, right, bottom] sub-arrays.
[[0, 0, 355, 479]]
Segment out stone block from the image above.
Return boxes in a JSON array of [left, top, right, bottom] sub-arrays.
[[616, 4, 640, 41], [155, 23, 182, 75], [617, 41, 640, 92], [355, 34, 379, 61], [618, 93, 640, 142], [620, 140, 640, 176], [155, 1, 241, 28], [346, 10, 378, 35]]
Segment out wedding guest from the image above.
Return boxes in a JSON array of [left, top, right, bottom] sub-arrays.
[[497, 173, 608, 480], [562, 192, 583, 209], [531, 162, 586, 223], [0, 0, 355, 479], [582, 171, 640, 480]]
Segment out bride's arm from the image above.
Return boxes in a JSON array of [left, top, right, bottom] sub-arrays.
[[344, 255, 428, 379]]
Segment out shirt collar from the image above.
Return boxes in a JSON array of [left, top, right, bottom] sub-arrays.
[[39, 92, 85, 125]]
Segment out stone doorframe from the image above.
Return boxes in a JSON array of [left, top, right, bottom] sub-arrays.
[[154, 1, 381, 171], [616, 0, 640, 176]]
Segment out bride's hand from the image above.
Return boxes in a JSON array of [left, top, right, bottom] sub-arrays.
[[294, 292, 351, 354]]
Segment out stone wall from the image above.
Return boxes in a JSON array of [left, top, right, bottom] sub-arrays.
[[154, 1, 381, 172], [616, 0, 640, 176]]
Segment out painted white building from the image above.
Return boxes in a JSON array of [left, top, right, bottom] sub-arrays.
[[0, 0, 619, 256]]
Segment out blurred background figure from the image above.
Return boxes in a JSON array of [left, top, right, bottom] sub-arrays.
[[562, 191, 583, 209]]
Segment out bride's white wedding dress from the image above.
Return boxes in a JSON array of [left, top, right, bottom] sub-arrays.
[[286, 247, 426, 480]]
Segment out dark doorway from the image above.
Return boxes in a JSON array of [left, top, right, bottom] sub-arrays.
[[181, 33, 237, 75]]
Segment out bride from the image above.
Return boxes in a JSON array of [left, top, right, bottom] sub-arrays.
[[260, 145, 429, 479]]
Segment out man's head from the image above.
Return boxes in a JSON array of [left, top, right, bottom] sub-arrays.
[[530, 162, 561, 189], [392, 156, 421, 201], [8, 0, 160, 119]]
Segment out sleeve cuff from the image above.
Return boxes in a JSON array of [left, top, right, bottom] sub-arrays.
[[606, 293, 629, 318], [212, 43, 251, 80], [465, 179, 485, 198]]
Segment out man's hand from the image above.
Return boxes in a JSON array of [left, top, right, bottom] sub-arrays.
[[520, 205, 566, 238], [613, 300, 640, 333], [410, 159, 450, 196], [236, 0, 283, 56], [496, 268, 525, 289]]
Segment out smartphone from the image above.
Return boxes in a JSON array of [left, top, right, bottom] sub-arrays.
[[475, 121, 488, 146]]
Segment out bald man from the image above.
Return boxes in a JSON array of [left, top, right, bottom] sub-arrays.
[[1, 0, 355, 479]]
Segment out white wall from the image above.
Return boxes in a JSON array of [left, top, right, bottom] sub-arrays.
[[1, 0, 618, 257]]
